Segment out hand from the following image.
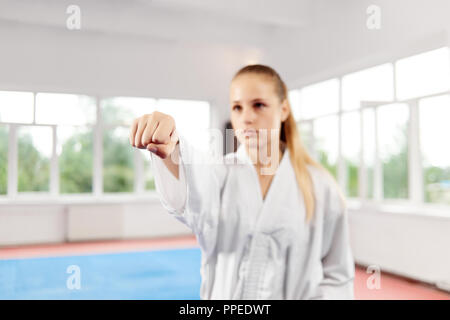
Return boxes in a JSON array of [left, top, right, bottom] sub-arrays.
[[129, 111, 179, 159]]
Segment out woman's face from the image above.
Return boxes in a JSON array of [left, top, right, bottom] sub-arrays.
[[230, 73, 289, 151]]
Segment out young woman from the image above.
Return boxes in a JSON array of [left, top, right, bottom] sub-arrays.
[[129, 65, 355, 300]]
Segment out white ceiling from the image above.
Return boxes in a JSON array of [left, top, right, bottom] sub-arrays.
[[0, 0, 312, 46]]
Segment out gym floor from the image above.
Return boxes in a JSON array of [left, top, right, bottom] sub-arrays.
[[1, 236, 449, 300]]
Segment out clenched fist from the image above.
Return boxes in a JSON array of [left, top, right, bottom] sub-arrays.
[[129, 111, 179, 159]]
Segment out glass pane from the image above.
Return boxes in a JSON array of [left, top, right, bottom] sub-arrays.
[[18, 126, 52, 192], [0, 91, 34, 123], [313, 115, 338, 178], [58, 126, 93, 194], [298, 121, 313, 155], [103, 127, 134, 193], [362, 108, 375, 199], [288, 90, 302, 121], [141, 149, 155, 191], [299, 79, 339, 119], [157, 99, 210, 152], [36, 93, 96, 125], [341, 112, 360, 197], [101, 97, 157, 125], [342, 63, 394, 110], [0, 125, 8, 195], [377, 103, 409, 199], [419, 95, 450, 204], [396, 47, 450, 100]]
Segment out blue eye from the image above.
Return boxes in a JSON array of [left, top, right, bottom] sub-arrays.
[[233, 105, 241, 111], [255, 102, 265, 108]]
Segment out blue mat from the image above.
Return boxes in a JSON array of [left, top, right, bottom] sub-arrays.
[[0, 247, 202, 300]]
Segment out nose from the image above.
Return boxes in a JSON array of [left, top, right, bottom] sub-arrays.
[[242, 106, 256, 124]]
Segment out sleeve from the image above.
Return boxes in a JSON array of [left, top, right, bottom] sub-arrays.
[[150, 131, 227, 256], [310, 182, 355, 300], [150, 144, 187, 215]]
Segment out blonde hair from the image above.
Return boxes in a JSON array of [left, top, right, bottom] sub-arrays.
[[233, 64, 346, 222]]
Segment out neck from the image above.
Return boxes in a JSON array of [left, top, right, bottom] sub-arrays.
[[246, 141, 285, 175]]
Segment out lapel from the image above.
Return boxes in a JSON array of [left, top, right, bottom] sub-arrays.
[[234, 143, 290, 230]]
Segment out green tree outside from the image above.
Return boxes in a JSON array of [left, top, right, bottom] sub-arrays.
[[0, 126, 7, 195], [59, 129, 93, 193], [18, 132, 50, 192]]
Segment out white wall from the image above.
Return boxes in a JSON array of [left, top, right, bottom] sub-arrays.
[[349, 207, 450, 289], [0, 198, 193, 246]]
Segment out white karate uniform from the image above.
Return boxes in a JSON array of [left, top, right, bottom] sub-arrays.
[[150, 132, 355, 300]]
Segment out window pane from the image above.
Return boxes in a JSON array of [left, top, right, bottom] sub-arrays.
[[0, 125, 7, 195], [101, 97, 157, 126], [342, 63, 394, 110], [396, 47, 450, 100], [0, 91, 34, 123], [313, 115, 338, 178], [36, 93, 96, 125], [298, 121, 313, 155], [58, 126, 93, 194], [289, 90, 302, 121], [341, 112, 360, 197], [142, 149, 155, 191], [103, 127, 134, 193], [157, 99, 210, 152], [419, 95, 450, 204], [378, 103, 409, 199], [362, 108, 375, 199], [299, 79, 339, 119], [18, 126, 52, 192]]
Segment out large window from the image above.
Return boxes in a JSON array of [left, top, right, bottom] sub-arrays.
[[396, 47, 450, 100], [377, 103, 409, 199], [17, 126, 52, 193], [103, 126, 135, 193], [292, 46, 450, 209], [0, 91, 210, 198], [0, 91, 34, 123], [58, 126, 94, 194], [342, 63, 394, 110], [362, 108, 375, 199], [36, 93, 96, 194], [419, 95, 450, 204], [314, 116, 338, 178], [0, 125, 7, 195], [341, 112, 360, 197], [298, 79, 339, 119], [157, 99, 210, 152], [101, 97, 157, 193], [298, 121, 313, 155]]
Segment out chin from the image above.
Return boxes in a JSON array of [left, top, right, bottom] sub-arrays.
[[243, 137, 259, 149]]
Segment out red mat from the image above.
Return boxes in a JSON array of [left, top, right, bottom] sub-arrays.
[[1, 236, 449, 300]]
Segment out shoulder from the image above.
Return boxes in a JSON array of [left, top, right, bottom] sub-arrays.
[[306, 164, 347, 221]]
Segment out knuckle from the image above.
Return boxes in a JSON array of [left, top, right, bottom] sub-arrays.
[[138, 117, 146, 126], [147, 112, 155, 120], [152, 111, 162, 118]]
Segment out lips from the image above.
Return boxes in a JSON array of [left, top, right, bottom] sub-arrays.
[[243, 129, 257, 137]]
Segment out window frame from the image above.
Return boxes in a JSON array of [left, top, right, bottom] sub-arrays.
[[0, 92, 212, 202], [293, 47, 450, 213]]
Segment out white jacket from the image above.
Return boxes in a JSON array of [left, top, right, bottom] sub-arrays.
[[150, 133, 355, 300]]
